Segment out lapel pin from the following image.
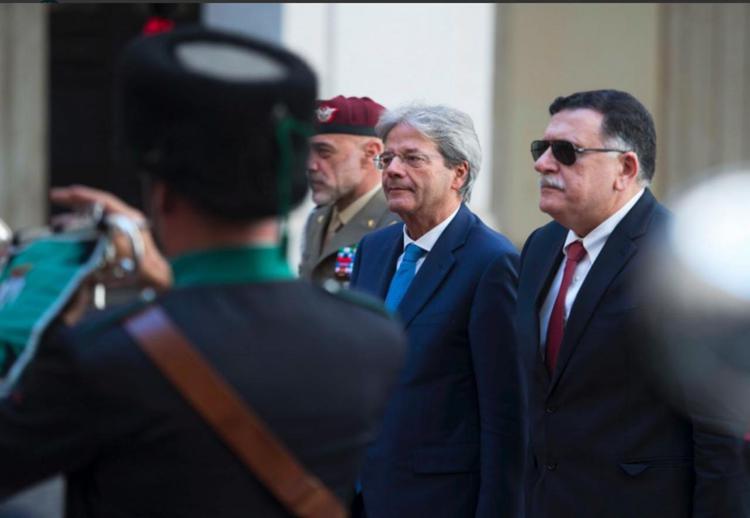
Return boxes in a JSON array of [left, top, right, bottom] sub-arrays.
[[367, 219, 375, 228]]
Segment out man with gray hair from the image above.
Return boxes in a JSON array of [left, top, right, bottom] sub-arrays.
[[350, 104, 525, 517]]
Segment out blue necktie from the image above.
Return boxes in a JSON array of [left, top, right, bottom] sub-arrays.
[[384, 243, 426, 311]]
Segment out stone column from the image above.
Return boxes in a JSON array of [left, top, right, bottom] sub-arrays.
[[0, 4, 47, 230]]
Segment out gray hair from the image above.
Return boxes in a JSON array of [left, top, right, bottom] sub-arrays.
[[605, 134, 651, 188], [376, 103, 481, 202]]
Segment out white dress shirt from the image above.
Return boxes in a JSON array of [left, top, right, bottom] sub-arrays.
[[396, 205, 461, 274], [539, 189, 645, 353]]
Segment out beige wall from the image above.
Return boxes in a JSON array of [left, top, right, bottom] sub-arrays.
[[2, 4, 749, 251], [660, 4, 750, 196], [492, 4, 660, 246]]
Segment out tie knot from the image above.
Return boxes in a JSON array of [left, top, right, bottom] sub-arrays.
[[403, 243, 426, 263], [565, 240, 587, 263]]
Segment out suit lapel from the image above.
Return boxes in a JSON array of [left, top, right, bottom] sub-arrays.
[[397, 205, 472, 328], [549, 190, 657, 393], [530, 227, 567, 368], [375, 231, 404, 299], [532, 228, 567, 314]]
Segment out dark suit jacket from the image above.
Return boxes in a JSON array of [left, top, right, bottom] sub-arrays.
[[517, 189, 750, 517], [0, 281, 406, 518], [351, 204, 525, 518], [299, 189, 399, 286]]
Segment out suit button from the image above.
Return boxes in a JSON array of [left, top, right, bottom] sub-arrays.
[[546, 462, 558, 471], [545, 406, 555, 414]]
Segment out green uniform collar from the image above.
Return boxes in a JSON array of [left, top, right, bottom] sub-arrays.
[[170, 245, 293, 288]]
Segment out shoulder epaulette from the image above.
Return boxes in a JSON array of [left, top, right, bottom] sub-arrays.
[[76, 289, 157, 339], [318, 280, 394, 320]]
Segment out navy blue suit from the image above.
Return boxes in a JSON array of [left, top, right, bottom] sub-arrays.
[[351, 204, 525, 518], [517, 189, 750, 517]]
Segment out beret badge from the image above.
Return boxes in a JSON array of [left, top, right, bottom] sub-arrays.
[[316, 105, 338, 123]]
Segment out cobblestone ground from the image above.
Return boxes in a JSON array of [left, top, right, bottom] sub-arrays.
[[0, 478, 63, 518]]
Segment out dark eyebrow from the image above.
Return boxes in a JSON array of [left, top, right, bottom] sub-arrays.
[[311, 142, 336, 153]]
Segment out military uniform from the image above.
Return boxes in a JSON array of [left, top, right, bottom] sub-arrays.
[[300, 188, 398, 286], [0, 246, 405, 517], [0, 28, 407, 518]]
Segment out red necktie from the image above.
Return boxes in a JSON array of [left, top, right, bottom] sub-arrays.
[[545, 240, 587, 375]]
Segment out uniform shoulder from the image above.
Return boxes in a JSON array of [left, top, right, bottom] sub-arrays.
[[309, 203, 331, 217], [366, 191, 400, 226], [359, 220, 402, 245], [303, 204, 332, 229], [72, 290, 155, 342], [375, 210, 401, 229], [316, 280, 393, 320]]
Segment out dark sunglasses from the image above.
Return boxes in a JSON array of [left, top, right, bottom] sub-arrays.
[[530, 139, 630, 166]]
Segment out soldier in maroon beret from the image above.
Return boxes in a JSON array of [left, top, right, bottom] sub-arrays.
[[300, 95, 399, 288]]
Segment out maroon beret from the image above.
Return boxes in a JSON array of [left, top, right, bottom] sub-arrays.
[[314, 95, 386, 136]]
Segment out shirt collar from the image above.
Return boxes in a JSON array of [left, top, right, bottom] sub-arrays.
[[170, 245, 293, 288], [337, 184, 382, 225], [564, 188, 645, 263], [402, 205, 461, 253]]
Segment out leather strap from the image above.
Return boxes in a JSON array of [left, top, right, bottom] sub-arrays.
[[124, 305, 347, 518]]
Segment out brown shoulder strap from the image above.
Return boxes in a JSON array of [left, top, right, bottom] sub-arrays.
[[123, 305, 347, 518]]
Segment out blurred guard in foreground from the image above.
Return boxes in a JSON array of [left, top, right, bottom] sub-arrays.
[[0, 27, 405, 518]]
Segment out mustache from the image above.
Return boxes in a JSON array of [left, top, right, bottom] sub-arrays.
[[384, 182, 411, 190], [540, 176, 565, 191], [307, 172, 326, 183]]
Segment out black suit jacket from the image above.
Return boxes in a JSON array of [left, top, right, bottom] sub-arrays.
[[0, 282, 405, 518], [517, 190, 750, 517]]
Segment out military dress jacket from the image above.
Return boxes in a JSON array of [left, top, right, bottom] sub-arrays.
[[0, 247, 406, 518], [299, 189, 398, 286]]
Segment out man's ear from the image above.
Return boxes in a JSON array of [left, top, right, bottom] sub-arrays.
[[361, 138, 384, 162], [615, 151, 640, 191], [451, 161, 469, 192]]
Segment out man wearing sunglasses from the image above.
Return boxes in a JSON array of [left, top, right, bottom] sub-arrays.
[[517, 89, 749, 517]]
